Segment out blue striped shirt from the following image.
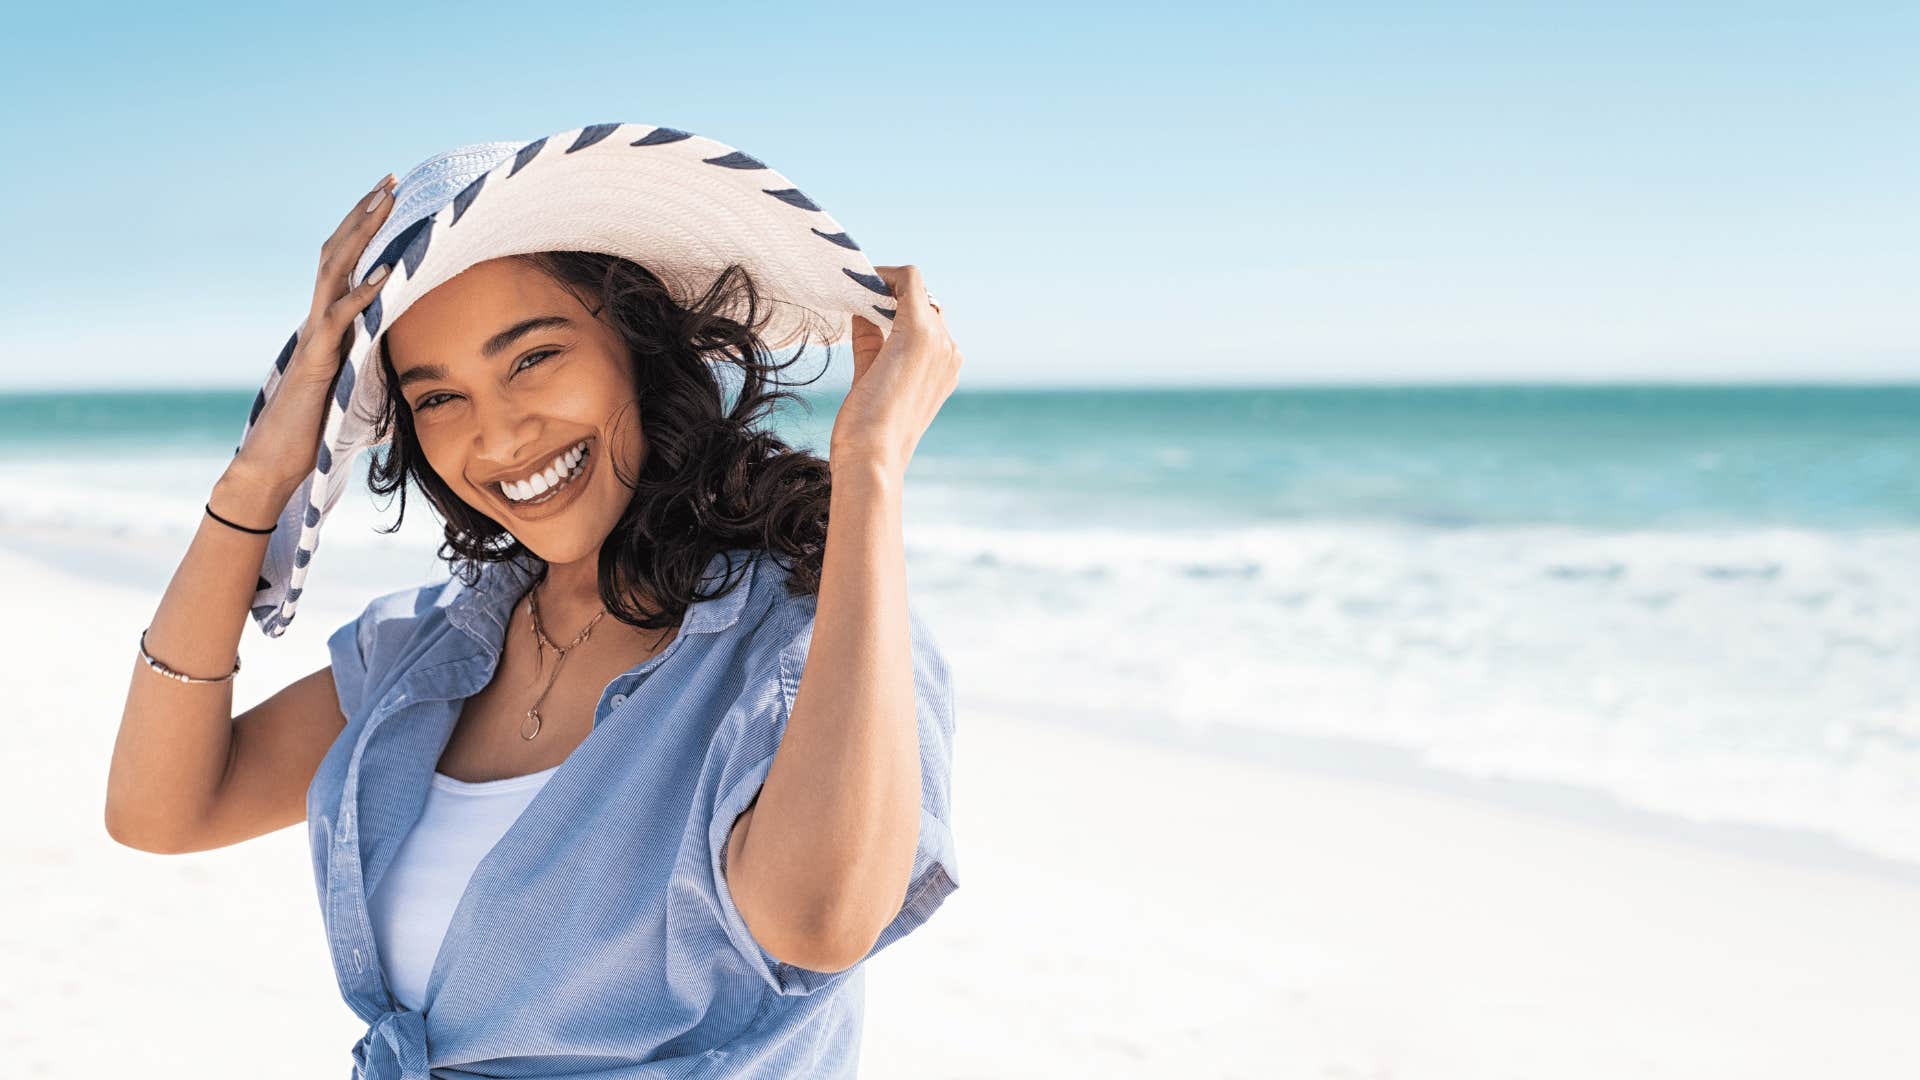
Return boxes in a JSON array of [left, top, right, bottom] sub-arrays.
[[311, 546, 960, 1078]]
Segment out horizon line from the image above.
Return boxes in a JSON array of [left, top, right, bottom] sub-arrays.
[[5, 377, 1920, 396]]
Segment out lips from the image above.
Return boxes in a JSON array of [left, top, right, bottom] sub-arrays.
[[492, 438, 596, 518]]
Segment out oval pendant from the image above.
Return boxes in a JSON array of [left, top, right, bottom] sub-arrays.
[[520, 707, 543, 740]]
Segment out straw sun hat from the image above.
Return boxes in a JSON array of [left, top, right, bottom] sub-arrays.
[[235, 121, 906, 638]]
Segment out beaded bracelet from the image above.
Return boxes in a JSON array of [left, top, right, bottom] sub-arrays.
[[138, 627, 242, 684]]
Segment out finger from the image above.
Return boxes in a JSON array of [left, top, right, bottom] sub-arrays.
[[322, 175, 396, 268], [292, 262, 390, 379], [849, 312, 884, 353], [329, 174, 395, 243], [308, 266, 390, 356], [870, 264, 933, 326], [325, 264, 391, 323], [847, 315, 883, 382], [315, 177, 397, 310]]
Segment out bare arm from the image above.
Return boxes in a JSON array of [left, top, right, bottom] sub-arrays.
[[725, 459, 919, 971], [725, 265, 961, 970], [104, 172, 400, 855], [104, 467, 347, 853]]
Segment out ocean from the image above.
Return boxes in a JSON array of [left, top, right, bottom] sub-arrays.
[[5, 384, 1917, 866]]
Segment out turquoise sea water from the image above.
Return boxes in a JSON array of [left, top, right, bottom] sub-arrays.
[[4, 384, 1917, 865], [6, 384, 1916, 528]]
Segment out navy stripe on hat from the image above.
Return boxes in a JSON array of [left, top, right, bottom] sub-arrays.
[[509, 137, 547, 177], [333, 362, 356, 411], [362, 292, 383, 338], [401, 222, 433, 277], [704, 151, 766, 170], [764, 188, 820, 211], [631, 127, 692, 146], [274, 330, 298, 373], [568, 123, 622, 153], [452, 173, 487, 226], [844, 269, 894, 297]]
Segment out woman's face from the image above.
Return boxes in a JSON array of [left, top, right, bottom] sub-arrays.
[[385, 256, 641, 563]]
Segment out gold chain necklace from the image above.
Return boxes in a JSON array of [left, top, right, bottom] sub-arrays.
[[520, 583, 607, 741]]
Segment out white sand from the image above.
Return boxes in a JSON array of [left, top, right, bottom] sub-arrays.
[[6, 540, 1918, 1078]]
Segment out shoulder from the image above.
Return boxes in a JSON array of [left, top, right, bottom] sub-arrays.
[[324, 573, 470, 722], [328, 571, 473, 686], [350, 574, 467, 648], [719, 550, 814, 692], [741, 551, 815, 640]]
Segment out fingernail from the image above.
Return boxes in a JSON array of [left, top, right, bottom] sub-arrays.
[[364, 187, 388, 214], [367, 265, 390, 285]]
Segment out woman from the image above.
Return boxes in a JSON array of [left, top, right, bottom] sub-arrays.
[[106, 128, 962, 1079]]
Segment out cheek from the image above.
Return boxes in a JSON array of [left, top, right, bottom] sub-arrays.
[[609, 408, 647, 475], [412, 427, 464, 489]]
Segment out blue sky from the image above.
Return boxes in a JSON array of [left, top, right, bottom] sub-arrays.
[[0, 1, 1913, 390]]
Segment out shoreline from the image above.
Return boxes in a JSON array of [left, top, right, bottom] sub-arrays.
[[1003, 695, 1920, 890]]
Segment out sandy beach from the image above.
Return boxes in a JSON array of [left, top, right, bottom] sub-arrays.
[[7, 536, 1918, 1078]]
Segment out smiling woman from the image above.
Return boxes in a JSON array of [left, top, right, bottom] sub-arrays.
[[109, 125, 962, 1080], [364, 250, 837, 632]]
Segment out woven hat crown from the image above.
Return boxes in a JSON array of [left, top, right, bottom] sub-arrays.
[[351, 142, 521, 289]]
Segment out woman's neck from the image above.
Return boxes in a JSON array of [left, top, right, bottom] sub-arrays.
[[527, 556, 605, 637], [528, 556, 670, 640]]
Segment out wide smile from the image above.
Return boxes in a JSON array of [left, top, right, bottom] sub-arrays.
[[491, 437, 596, 519]]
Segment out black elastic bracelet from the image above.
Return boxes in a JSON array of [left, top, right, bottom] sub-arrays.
[[205, 501, 277, 535]]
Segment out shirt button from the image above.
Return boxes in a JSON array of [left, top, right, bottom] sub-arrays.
[[609, 693, 628, 709]]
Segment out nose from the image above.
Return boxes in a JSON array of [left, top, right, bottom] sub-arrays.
[[471, 391, 542, 480]]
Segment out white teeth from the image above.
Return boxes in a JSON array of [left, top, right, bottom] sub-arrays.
[[500, 440, 590, 503]]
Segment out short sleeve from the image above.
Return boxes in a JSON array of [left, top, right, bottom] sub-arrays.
[[325, 604, 376, 723], [706, 598, 960, 997]]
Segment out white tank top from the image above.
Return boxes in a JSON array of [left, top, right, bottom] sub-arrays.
[[366, 764, 562, 1011]]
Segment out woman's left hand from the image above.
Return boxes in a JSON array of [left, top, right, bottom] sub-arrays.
[[831, 264, 963, 475]]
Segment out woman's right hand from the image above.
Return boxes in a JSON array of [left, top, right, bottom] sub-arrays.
[[229, 172, 399, 493]]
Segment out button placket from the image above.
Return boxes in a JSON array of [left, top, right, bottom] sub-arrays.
[[597, 678, 638, 723], [327, 791, 376, 997]]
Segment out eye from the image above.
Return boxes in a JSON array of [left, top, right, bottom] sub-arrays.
[[412, 350, 560, 412], [515, 348, 559, 375]]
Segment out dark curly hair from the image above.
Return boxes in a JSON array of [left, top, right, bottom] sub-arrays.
[[361, 250, 835, 632]]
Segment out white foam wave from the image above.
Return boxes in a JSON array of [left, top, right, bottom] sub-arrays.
[[8, 451, 1916, 866]]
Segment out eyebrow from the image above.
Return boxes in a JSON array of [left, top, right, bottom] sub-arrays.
[[394, 315, 576, 389]]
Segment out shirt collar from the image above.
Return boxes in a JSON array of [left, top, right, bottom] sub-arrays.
[[444, 546, 759, 655]]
